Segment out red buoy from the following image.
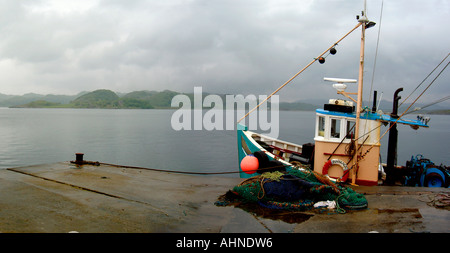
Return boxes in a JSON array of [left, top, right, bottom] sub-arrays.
[[240, 155, 259, 174]]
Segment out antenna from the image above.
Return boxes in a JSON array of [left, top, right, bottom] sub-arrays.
[[324, 77, 358, 103], [323, 77, 357, 83], [376, 91, 383, 111]]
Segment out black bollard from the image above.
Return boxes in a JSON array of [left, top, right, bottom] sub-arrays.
[[75, 153, 84, 164]]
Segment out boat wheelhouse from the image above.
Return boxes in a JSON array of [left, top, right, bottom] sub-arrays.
[[314, 107, 381, 186]]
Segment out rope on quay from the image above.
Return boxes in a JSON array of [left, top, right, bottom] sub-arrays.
[[99, 162, 298, 176], [99, 162, 243, 175], [72, 153, 301, 176]]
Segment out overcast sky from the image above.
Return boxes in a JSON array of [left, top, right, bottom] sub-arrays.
[[0, 0, 448, 106]]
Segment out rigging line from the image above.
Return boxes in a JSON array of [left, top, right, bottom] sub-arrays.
[[364, 0, 383, 142], [237, 22, 363, 123], [368, 0, 384, 107], [404, 95, 450, 115], [399, 60, 449, 116], [365, 60, 450, 155], [327, 123, 356, 161], [399, 52, 450, 108]]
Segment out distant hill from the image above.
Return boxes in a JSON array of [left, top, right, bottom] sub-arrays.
[[6, 89, 449, 113], [121, 90, 179, 108], [279, 101, 318, 111], [10, 100, 63, 108], [72, 89, 120, 108], [69, 89, 156, 109], [7, 89, 321, 110], [0, 93, 82, 107], [426, 109, 450, 115]]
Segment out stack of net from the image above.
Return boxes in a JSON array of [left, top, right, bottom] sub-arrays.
[[231, 169, 368, 212]]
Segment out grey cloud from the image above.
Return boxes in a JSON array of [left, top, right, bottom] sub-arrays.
[[0, 0, 448, 107]]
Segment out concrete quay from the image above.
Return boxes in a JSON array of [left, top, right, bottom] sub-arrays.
[[0, 162, 448, 233]]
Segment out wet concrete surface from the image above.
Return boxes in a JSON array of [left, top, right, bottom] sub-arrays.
[[0, 162, 448, 233]]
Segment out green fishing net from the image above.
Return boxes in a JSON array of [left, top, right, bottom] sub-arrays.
[[230, 168, 368, 213]]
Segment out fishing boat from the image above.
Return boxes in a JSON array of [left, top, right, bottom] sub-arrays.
[[236, 3, 448, 187]]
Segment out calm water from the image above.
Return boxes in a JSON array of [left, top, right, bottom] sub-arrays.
[[0, 108, 448, 176]]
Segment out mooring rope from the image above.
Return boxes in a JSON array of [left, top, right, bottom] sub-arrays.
[[100, 162, 241, 175], [100, 160, 302, 176]]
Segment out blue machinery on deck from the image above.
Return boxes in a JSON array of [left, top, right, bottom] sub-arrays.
[[404, 154, 450, 188]]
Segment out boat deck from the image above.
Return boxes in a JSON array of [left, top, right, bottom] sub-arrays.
[[0, 161, 448, 233]]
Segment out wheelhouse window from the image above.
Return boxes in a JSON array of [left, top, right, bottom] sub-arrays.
[[346, 120, 356, 139], [330, 119, 341, 138], [318, 116, 325, 137]]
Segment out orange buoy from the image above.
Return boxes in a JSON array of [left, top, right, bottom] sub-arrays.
[[241, 155, 259, 174]]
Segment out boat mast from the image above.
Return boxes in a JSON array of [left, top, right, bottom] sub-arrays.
[[353, 1, 369, 185]]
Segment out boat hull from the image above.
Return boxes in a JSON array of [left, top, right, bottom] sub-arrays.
[[237, 124, 296, 178]]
